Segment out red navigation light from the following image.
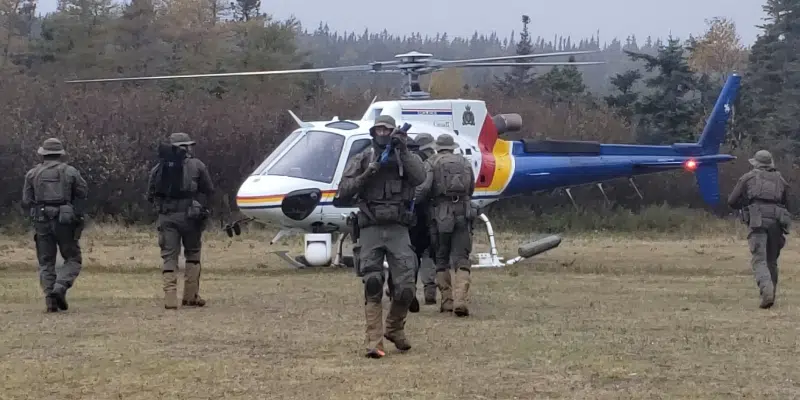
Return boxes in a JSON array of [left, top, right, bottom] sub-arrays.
[[684, 159, 697, 171]]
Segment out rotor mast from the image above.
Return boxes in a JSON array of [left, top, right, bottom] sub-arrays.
[[391, 51, 435, 100]]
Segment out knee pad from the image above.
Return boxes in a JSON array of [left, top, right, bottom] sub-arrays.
[[364, 274, 384, 302]]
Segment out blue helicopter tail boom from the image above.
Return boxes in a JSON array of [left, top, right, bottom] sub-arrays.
[[503, 73, 741, 206]]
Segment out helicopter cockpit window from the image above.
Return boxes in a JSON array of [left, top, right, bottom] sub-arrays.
[[252, 129, 303, 175], [266, 130, 346, 183]]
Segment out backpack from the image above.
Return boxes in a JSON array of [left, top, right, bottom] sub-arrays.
[[33, 162, 70, 204], [431, 152, 472, 197], [153, 143, 188, 198]]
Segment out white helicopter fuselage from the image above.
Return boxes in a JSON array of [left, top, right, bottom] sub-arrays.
[[235, 99, 515, 234]]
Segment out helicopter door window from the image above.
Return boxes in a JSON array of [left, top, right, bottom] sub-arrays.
[[266, 130, 346, 183]]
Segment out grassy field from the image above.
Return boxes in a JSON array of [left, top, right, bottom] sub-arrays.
[[1, 221, 800, 399]]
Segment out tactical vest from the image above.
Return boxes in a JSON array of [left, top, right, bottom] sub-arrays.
[[356, 147, 415, 226], [748, 169, 785, 204], [430, 152, 472, 198], [153, 144, 190, 199], [32, 162, 71, 205]]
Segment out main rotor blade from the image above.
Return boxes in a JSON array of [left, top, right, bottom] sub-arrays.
[[65, 64, 381, 83], [458, 61, 606, 67], [437, 50, 599, 66]]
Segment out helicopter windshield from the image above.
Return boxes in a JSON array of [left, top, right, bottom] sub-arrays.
[[266, 130, 346, 183], [252, 129, 303, 175]]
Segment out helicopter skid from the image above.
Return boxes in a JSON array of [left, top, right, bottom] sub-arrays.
[[472, 213, 562, 268]]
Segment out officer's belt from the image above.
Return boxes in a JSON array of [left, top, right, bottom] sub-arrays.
[[158, 198, 194, 213], [432, 195, 470, 204], [751, 198, 784, 206], [34, 200, 68, 206]]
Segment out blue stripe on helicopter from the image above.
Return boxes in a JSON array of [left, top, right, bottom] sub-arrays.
[[238, 194, 501, 210], [401, 110, 452, 115]]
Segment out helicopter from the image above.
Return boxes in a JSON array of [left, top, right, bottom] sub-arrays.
[[66, 50, 741, 270]]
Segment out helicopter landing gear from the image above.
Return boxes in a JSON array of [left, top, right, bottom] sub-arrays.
[[471, 213, 563, 268]]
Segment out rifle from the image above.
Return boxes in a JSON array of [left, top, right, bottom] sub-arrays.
[[378, 123, 412, 169]]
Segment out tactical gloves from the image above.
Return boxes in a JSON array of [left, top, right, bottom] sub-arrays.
[[391, 132, 408, 151]]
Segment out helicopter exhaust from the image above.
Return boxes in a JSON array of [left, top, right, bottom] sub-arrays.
[[493, 113, 522, 135]]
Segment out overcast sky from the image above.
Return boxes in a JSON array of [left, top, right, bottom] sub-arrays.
[[36, 0, 765, 46]]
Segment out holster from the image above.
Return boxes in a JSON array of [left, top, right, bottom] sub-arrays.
[[347, 212, 360, 243]]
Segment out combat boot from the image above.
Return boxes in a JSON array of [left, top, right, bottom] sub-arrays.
[[424, 286, 437, 305], [182, 262, 206, 307], [409, 296, 420, 313], [384, 299, 412, 352], [453, 269, 471, 317], [162, 271, 178, 309], [364, 301, 385, 358], [51, 284, 69, 311], [759, 285, 775, 309], [45, 295, 58, 313], [436, 270, 453, 312]]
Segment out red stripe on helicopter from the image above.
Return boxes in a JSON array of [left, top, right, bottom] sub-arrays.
[[476, 113, 499, 189]]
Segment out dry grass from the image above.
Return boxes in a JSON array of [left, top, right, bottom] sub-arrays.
[[1, 223, 800, 399]]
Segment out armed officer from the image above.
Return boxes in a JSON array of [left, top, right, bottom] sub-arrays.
[[22, 138, 88, 313], [415, 134, 475, 317], [335, 115, 426, 358], [147, 132, 215, 310], [410, 133, 439, 306], [727, 149, 791, 309]]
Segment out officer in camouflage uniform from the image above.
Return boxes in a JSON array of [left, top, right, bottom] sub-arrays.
[[415, 134, 476, 317], [727, 150, 791, 309], [335, 115, 426, 358], [22, 138, 89, 313], [147, 132, 215, 310], [410, 133, 439, 305]]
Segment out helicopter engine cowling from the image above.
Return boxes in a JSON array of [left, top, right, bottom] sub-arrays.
[[493, 113, 522, 135], [281, 188, 322, 221]]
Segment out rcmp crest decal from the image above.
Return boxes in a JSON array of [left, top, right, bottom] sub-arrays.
[[462, 105, 475, 126]]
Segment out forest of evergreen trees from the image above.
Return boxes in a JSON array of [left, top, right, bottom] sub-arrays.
[[0, 0, 797, 223]]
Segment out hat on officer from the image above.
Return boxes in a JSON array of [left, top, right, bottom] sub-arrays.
[[369, 115, 396, 136], [434, 133, 459, 151], [169, 132, 195, 146], [415, 133, 435, 151], [749, 149, 774, 168], [37, 138, 66, 156]]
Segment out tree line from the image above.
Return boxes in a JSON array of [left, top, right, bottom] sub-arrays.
[[0, 0, 795, 224]]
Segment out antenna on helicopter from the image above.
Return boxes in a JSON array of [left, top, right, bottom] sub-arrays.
[[64, 50, 606, 100], [287, 110, 312, 128]]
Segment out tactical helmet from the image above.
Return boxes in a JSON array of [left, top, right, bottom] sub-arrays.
[[37, 138, 66, 156]]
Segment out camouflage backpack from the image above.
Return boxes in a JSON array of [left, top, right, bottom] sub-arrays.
[[431, 152, 472, 197], [32, 162, 70, 204]]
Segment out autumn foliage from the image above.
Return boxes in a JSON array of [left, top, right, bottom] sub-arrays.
[[0, 2, 788, 225]]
